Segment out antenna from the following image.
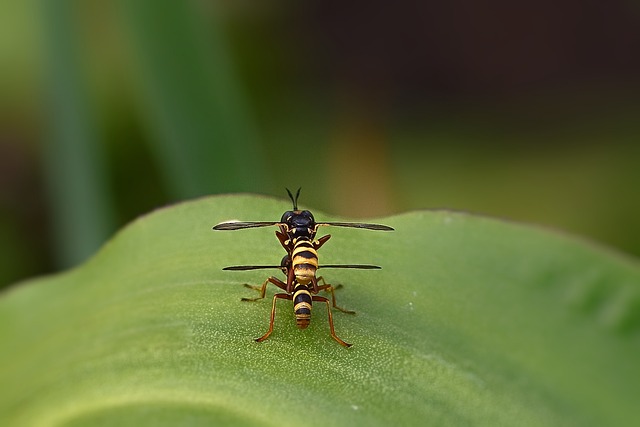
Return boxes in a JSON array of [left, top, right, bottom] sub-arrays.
[[286, 187, 301, 210]]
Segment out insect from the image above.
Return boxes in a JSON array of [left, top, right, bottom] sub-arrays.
[[213, 188, 394, 252], [213, 188, 393, 347]]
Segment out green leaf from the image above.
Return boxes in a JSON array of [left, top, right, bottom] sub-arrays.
[[117, 1, 270, 196], [40, 1, 116, 268], [1, 195, 639, 426]]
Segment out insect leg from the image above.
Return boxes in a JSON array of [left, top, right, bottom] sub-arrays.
[[313, 234, 331, 250], [315, 276, 355, 314], [312, 295, 352, 348], [242, 276, 288, 302], [255, 293, 292, 343], [276, 229, 293, 252]]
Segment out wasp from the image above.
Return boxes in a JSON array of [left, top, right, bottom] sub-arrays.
[[213, 188, 393, 347]]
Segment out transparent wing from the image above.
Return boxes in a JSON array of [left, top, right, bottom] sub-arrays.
[[319, 264, 381, 269], [222, 265, 284, 271], [316, 222, 394, 231], [212, 221, 281, 231]]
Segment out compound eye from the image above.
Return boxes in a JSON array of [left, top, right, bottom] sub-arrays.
[[280, 211, 293, 223], [280, 255, 291, 269]]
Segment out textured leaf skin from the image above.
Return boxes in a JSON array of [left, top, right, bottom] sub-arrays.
[[1, 195, 639, 426]]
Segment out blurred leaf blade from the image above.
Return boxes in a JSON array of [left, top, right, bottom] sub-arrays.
[[40, 0, 116, 268], [1, 195, 639, 426], [117, 0, 270, 197]]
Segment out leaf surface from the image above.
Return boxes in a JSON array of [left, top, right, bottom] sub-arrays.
[[1, 195, 639, 426]]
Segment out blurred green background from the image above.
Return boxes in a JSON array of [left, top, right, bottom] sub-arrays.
[[1, 0, 639, 289]]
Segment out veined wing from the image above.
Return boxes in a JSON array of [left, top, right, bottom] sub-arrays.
[[316, 222, 394, 231], [213, 221, 281, 231]]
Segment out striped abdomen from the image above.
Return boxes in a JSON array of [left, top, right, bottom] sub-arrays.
[[291, 238, 318, 285], [293, 282, 312, 329]]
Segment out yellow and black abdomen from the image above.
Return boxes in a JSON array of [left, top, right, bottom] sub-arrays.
[[291, 238, 318, 284], [292, 282, 313, 329]]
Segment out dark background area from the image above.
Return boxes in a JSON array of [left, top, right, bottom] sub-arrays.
[[1, 0, 639, 289]]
